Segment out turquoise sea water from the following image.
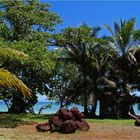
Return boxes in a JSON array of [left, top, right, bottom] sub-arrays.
[[0, 101, 140, 115], [0, 101, 84, 114], [33, 102, 84, 114]]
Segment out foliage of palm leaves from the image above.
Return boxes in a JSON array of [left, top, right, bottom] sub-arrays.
[[104, 18, 139, 78], [104, 18, 136, 58], [133, 45, 140, 63], [0, 68, 30, 97], [0, 47, 31, 97], [65, 41, 115, 91], [58, 24, 109, 71], [0, 47, 28, 58], [0, 47, 29, 67], [104, 18, 140, 94], [55, 24, 115, 115], [56, 24, 115, 87]]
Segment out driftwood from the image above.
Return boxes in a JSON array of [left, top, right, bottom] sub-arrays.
[[128, 112, 140, 126], [36, 107, 90, 133]]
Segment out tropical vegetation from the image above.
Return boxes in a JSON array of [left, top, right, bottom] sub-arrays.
[[0, 0, 140, 119]]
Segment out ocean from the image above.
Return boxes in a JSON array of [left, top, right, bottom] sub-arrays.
[[33, 102, 84, 114], [0, 101, 84, 114], [0, 101, 140, 115]]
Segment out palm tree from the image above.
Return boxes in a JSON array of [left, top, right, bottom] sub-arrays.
[[55, 24, 113, 116], [0, 47, 31, 97], [104, 18, 140, 118], [87, 41, 116, 116], [54, 24, 95, 114], [104, 18, 136, 58]]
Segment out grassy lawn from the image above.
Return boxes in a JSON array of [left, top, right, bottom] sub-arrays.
[[0, 113, 134, 128], [0, 113, 138, 140], [0, 113, 52, 128], [87, 118, 134, 125]]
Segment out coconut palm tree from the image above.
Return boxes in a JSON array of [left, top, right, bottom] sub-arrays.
[[104, 18, 140, 118], [104, 18, 138, 91]]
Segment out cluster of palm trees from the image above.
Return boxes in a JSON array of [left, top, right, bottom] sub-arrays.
[[54, 18, 140, 117]]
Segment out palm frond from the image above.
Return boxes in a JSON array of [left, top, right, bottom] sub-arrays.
[[114, 21, 121, 34], [104, 24, 114, 36], [133, 29, 140, 41], [133, 45, 140, 63], [0, 47, 29, 66], [0, 68, 31, 97], [122, 19, 135, 47], [105, 18, 136, 56], [66, 43, 84, 63], [91, 26, 101, 37], [104, 78, 116, 88], [127, 52, 137, 64]]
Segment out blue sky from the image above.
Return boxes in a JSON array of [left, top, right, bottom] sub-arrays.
[[47, 1, 140, 36], [38, 1, 140, 101]]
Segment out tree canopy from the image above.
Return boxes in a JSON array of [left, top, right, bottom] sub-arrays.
[[0, 0, 140, 118], [0, 0, 62, 41]]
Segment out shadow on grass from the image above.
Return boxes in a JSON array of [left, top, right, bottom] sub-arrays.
[[26, 114, 53, 120], [0, 117, 25, 128], [0, 113, 54, 128], [0, 113, 35, 128]]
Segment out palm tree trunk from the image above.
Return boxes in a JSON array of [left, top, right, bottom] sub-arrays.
[[60, 98, 64, 109], [83, 73, 88, 115], [82, 44, 88, 115], [99, 100, 104, 118], [120, 80, 130, 118], [84, 92, 88, 115], [90, 78, 98, 117], [90, 94, 97, 117]]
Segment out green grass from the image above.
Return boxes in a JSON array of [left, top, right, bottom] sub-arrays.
[[0, 113, 135, 128], [86, 118, 134, 125], [0, 113, 51, 128]]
